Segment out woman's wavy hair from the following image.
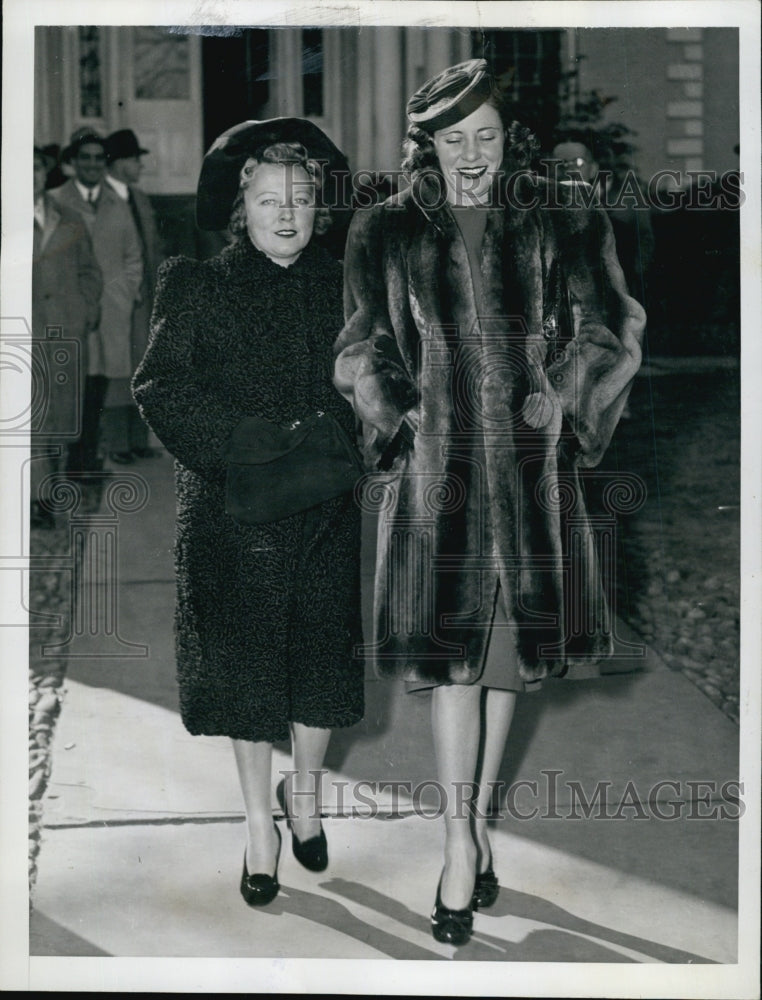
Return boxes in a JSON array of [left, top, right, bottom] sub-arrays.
[[401, 84, 540, 179], [228, 141, 332, 241]]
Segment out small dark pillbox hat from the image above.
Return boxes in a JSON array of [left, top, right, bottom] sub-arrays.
[[407, 58, 494, 133]]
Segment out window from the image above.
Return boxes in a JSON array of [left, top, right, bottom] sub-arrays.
[[302, 28, 323, 117], [133, 27, 191, 100], [473, 30, 563, 149], [78, 27, 102, 118]]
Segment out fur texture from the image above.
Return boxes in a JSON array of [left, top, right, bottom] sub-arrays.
[[133, 238, 364, 742], [334, 170, 645, 683]]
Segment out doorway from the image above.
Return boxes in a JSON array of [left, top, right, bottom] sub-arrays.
[[201, 30, 271, 152]]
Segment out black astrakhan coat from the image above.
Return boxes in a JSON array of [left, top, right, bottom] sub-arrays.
[[133, 238, 363, 742], [334, 170, 646, 685]]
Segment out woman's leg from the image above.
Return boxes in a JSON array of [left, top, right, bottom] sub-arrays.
[[285, 722, 332, 841], [231, 738, 279, 874], [472, 688, 517, 872], [431, 684, 483, 909]]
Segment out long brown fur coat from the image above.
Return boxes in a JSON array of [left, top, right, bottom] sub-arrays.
[[334, 168, 646, 684]]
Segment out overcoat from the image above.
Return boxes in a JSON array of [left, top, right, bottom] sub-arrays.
[[334, 170, 646, 684], [32, 194, 103, 437], [52, 179, 143, 379], [132, 238, 364, 743], [126, 184, 164, 369]]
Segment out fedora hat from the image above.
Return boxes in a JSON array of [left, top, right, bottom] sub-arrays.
[[105, 129, 149, 163], [195, 117, 350, 231], [34, 145, 57, 171]]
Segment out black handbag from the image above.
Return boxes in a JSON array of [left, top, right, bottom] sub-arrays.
[[224, 410, 364, 525]]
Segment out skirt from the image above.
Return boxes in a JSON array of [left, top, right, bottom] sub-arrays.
[[406, 580, 544, 695]]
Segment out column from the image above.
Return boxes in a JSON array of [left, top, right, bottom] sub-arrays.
[[372, 27, 403, 172], [42, 473, 150, 658]]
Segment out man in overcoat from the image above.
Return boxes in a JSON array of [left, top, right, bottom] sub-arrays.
[[103, 128, 165, 462], [52, 130, 143, 476], [551, 138, 655, 305], [31, 146, 102, 525]]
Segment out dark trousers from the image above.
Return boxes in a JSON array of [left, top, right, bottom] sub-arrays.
[[67, 374, 108, 473], [101, 404, 149, 454]]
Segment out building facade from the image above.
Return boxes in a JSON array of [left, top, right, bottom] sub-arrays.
[[34, 25, 739, 195]]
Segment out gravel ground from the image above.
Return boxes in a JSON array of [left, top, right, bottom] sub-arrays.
[[28, 481, 103, 897], [27, 363, 742, 892], [592, 361, 740, 723]]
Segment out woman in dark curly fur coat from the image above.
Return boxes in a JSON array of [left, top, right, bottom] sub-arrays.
[[334, 61, 645, 945], [133, 120, 363, 907]]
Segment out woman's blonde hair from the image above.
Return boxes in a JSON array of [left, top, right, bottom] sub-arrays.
[[228, 141, 332, 240]]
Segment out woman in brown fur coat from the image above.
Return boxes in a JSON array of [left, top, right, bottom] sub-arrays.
[[334, 60, 645, 945]]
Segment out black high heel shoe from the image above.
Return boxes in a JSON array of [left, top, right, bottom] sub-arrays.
[[276, 778, 328, 872], [240, 823, 281, 907], [431, 874, 475, 946], [472, 859, 499, 910]]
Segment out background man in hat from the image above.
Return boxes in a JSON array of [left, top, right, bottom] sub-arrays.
[[52, 130, 143, 476], [551, 137, 654, 305], [31, 145, 102, 526], [103, 128, 165, 462]]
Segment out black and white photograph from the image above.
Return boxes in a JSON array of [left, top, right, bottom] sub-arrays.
[[1, 0, 760, 995]]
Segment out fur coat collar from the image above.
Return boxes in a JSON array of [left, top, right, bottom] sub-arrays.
[[334, 168, 646, 682]]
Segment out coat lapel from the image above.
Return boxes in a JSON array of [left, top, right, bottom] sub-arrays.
[[40, 196, 61, 253]]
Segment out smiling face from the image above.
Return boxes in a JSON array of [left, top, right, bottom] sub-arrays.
[[432, 101, 506, 205], [72, 141, 107, 188], [552, 142, 597, 184], [242, 162, 316, 267]]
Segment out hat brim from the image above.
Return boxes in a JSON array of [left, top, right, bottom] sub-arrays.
[[195, 117, 349, 231], [61, 136, 107, 163], [107, 147, 149, 162], [34, 147, 57, 171]]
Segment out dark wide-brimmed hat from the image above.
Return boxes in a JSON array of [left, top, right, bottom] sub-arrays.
[[34, 145, 56, 171], [61, 128, 107, 163], [105, 129, 149, 162], [195, 117, 350, 231], [407, 58, 494, 133]]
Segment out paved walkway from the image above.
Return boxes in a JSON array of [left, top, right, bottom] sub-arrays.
[[21, 442, 753, 993]]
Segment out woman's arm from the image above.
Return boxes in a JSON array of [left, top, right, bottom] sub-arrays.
[[544, 205, 646, 468], [333, 204, 418, 467], [132, 256, 251, 476]]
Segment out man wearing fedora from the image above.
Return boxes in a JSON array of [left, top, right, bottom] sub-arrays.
[[103, 128, 164, 462], [31, 145, 102, 525], [52, 129, 143, 478]]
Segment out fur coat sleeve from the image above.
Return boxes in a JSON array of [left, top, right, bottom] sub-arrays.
[[132, 255, 252, 476], [544, 201, 646, 467], [334, 187, 645, 471], [334, 203, 419, 464]]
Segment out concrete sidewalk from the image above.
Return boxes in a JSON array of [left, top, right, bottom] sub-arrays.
[[29, 451, 741, 971]]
